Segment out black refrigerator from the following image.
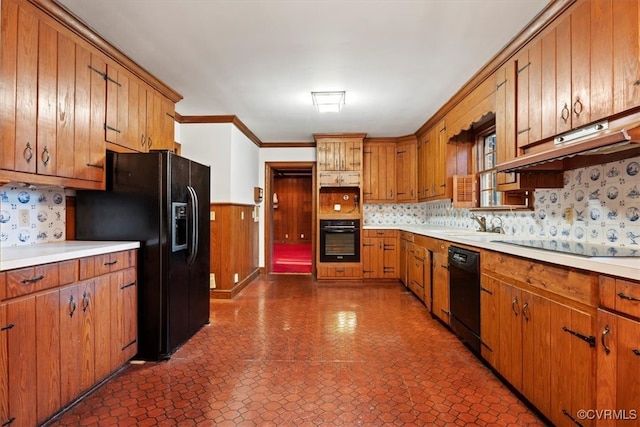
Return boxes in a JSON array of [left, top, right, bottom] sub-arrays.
[[75, 150, 210, 361]]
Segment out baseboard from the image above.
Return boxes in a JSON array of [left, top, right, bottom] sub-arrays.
[[210, 268, 260, 299]]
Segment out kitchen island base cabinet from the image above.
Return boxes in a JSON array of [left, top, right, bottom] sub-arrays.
[[1, 249, 137, 427]]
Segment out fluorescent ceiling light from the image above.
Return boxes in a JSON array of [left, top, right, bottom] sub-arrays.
[[311, 91, 345, 113]]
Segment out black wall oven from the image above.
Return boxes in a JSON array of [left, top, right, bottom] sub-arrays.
[[319, 219, 360, 262]]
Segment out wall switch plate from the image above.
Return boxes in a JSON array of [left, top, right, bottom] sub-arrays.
[[19, 209, 30, 227], [563, 207, 573, 224], [233, 273, 239, 283], [210, 211, 215, 221], [209, 273, 216, 289], [241, 211, 244, 220]]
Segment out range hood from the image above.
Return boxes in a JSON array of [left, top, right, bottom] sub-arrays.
[[497, 116, 640, 173]]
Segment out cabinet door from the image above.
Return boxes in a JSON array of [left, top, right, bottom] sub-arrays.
[[0, 0, 38, 174], [433, 121, 447, 198], [569, 0, 591, 130], [597, 310, 640, 427], [408, 245, 425, 302], [117, 268, 138, 364], [613, 0, 640, 114], [37, 20, 58, 177], [361, 236, 380, 279], [94, 274, 113, 381], [399, 239, 408, 286], [105, 62, 130, 149], [431, 243, 449, 324], [498, 282, 522, 391], [382, 236, 398, 279], [521, 291, 551, 418], [6, 296, 37, 427], [342, 140, 362, 171], [396, 139, 417, 202], [36, 289, 61, 423], [417, 133, 429, 200], [0, 304, 9, 427], [318, 171, 341, 187], [363, 143, 395, 202], [550, 302, 596, 427], [480, 274, 500, 369]]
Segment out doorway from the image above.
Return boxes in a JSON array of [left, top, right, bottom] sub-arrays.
[[265, 162, 316, 274]]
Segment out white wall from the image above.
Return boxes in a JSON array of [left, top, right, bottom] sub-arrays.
[[230, 126, 260, 205], [258, 147, 316, 266]]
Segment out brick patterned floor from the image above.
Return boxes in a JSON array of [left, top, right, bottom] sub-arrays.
[[47, 275, 546, 426]]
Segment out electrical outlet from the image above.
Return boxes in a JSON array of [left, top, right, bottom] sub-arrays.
[[285, 233, 288, 239], [301, 234, 304, 239], [233, 273, 239, 283], [209, 273, 216, 289], [19, 209, 30, 227], [564, 207, 573, 224], [241, 211, 244, 220], [210, 211, 215, 221]]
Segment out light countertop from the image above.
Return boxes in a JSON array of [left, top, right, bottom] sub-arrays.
[[1, 241, 140, 271], [365, 224, 640, 281]]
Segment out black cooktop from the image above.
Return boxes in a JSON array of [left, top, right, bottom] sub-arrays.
[[493, 239, 640, 257]]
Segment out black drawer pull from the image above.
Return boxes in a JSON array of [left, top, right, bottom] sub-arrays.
[[633, 349, 640, 357], [617, 292, 640, 302], [480, 286, 493, 295], [86, 163, 104, 169], [121, 282, 136, 290], [1, 323, 15, 331], [104, 260, 118, 266], [562, 326, 595, 347], [21, 275, 44, 284], [104, 124, 122, 133]]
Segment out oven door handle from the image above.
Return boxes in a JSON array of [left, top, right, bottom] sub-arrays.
[[322, 228, 356, 233]]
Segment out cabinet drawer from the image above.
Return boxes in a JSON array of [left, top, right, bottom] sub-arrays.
[[317, 265, 362, 279], [600, 275, 640, 318], [80, 250, 134, 280], [400, 231, 414, 242], [364, 229, 398, 238], [6, 263, 59, 298]]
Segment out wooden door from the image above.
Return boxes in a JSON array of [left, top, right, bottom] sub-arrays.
[[6, 296, 37, 427], [431, 242, 449, 324], [0, 304, 9, 427], [94, 274, 112, 381], [382, 235, 398, 279], [498, 282, 522, 391], [550, 302, 596, 427], [37, 19, 59, 177], [480, 274, 500, 369], [569, 0, 591, 130], [363, 142, 395, 202], [540, 25, 557, 141], [105, 62, 132, 149], [521, 290, 551, 418], [35, 289, 61, 423], [612, 0, 640, 114], [362, 235, 380, 279], [55, 30, 77, 178], [597, 309, 640, 427], [0, 0, 38, 174], [516, 48, 531, 149], [341, 140, 361, 171], [396, 138, 417, 202]]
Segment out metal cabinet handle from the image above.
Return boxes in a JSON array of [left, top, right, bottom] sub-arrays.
[[601, 325, 611, 355], [104, 260, 118, 266], [41, 146, 50, 166], [633, 349, 640, 356], [141, 134, 146, 147], [2, 416, 16, 426], [617, 292, 640, 302], [21, 275, 44, 284], [512, 296, 519, 317], [68, 295, 77, 317], [148, 136, 153, 148], [573, 97, 583, 117], [23, 142, 33, 162], [561, 103, 570, 123], [82, 291, 90, 312], [522, 302, 529, 322]]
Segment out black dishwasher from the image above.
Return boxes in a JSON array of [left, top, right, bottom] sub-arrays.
[[448, 246, 481, 354]]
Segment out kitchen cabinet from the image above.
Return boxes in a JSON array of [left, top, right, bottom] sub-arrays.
[[318, 171, 361, 188], [362, 141, 395, 202], [418, 121, 448, 201], [0, 0, 106, 188], [482, 252, 596, 427], [398, 232, 413, 287], [430, 239, 449, 324], [317, 265, 362, 279], [597, 275, 640, 427], [316, 136, 363, 172], [407, 243, 429, 305], [362, 230, 398, 279], [395, 136, 417, 202], [1, 250, 137, 426], [0, 303, 8, 427]]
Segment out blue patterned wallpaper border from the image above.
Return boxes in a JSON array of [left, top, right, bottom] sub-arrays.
[[364, 155, 640, 247], [0, 183, 66, 247]]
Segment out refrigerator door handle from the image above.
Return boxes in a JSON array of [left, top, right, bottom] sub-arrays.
[[186, 185, 199, 266]]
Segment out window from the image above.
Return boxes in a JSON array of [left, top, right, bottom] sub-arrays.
[[476, 129, 501, 207]]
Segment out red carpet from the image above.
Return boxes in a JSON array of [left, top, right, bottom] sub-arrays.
[[272, 243, 312, 273]]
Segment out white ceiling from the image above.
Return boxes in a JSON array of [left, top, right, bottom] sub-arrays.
[[56, 0, 549, 143]]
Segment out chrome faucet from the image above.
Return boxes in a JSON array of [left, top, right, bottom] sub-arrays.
[[489, 216, 503, 234], [470, 213, 487, 232]]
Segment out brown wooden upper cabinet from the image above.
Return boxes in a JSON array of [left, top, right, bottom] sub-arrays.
[[516, 0, 640, 150], [315, 134, 364, 172], [395, 136, 417, 202], [417, 120, 447, 201], [362, 140, 396, 202]]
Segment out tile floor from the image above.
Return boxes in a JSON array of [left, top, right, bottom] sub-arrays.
[[47, 275, 546, 426]]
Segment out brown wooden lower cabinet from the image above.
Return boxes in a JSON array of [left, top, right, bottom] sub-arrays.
[[1, 249, 137, 427], [431, 242, 450, 325], [317, 264, 361, 279], [362, 230, 398, 279], [597, 309, 640, 427], [482, 267, 596, 427], [407, 243, 428, 304]]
